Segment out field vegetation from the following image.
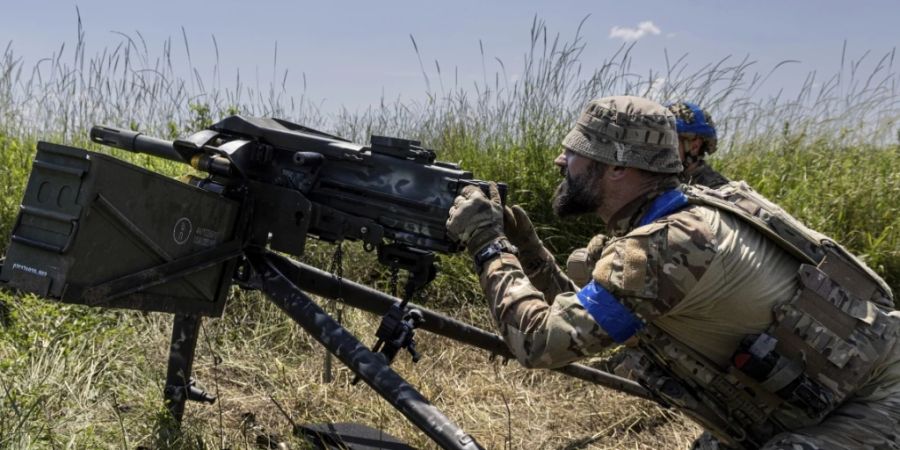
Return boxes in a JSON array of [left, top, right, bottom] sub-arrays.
[[0, 18, 898, 449]]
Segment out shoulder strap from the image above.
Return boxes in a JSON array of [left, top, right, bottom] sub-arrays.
[[685, 182, 894, 308], [684, 183, 821, 264]]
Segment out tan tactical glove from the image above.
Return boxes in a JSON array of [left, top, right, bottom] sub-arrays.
[[503, 205, 543, 255], [565, 233, 609, 287], [446, 183, 505, 255], [503, 205, 575, 297]]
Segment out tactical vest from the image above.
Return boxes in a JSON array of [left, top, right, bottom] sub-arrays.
[[618, 181, 897, 449]]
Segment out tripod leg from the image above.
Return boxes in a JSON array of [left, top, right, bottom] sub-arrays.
[[164, 314, 202, 423], [247, 250, 484, 450]]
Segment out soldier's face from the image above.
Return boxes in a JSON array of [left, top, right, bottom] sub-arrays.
[[679, 135, 703, 159], [552, 150, 606, 217]]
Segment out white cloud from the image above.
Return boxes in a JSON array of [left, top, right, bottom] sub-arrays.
[[609, 21, 662, 42]]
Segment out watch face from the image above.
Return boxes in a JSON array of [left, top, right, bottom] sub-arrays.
[[474, 243, 499, 271], [476, 244, 498, 262], [475, 239, 517, 272]]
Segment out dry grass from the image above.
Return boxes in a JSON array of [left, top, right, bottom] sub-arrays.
[[0, 290, 702, 449]]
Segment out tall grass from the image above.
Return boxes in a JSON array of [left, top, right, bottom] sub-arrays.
[[0, 15, 898, 449], [3, 17, 896, 146]]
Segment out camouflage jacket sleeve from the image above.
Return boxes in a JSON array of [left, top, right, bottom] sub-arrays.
[[518, 244, 579, 302], [478, 206, 717, 369], [592, 206, 718, 322], [479, 253, 613, 368]]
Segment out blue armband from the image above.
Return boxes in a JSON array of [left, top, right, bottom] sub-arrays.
[[576, 281, 644, 343]]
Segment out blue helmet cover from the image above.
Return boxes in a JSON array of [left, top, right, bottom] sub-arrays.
[[667, 101, 717, 138]]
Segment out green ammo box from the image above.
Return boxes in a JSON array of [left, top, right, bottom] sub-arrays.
[[0, 142, 241, 317]]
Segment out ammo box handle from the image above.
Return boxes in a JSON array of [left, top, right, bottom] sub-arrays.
[[10, 205, 80, 254]]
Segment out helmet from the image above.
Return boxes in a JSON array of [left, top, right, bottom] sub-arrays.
[[666, 101, 718, 154], [562, 96, 682, 174]]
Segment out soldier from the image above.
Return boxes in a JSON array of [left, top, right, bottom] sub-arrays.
[[667, 101, 729, 189], [566, 101, 729, 286], [446, 96, 900, 449]]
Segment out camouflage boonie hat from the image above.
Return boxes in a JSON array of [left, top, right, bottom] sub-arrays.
[[562, 96, 682, 174], [666, 101, 718, 154]]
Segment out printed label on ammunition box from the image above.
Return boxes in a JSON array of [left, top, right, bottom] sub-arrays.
[[11, 263, 48, 278], [193, 227, 222, 248]]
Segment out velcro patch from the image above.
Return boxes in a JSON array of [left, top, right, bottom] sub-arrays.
[[623, 239, 649, 293], [593, 233, 660, 300]]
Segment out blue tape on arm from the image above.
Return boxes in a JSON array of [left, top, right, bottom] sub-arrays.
[[576, 281, 644, 343]]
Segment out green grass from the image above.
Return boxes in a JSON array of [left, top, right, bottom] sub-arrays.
[[0, 17, 899, 449]]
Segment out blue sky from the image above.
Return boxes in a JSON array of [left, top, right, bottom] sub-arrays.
[[2, 0, 898, 114]]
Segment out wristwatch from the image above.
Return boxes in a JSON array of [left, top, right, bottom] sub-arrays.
[[473, 238, 518, 273]]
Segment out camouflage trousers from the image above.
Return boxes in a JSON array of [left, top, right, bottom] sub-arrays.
[[761, 313, 900, 449], [692, 392, 900, 449], [761, 392, 900, 449]]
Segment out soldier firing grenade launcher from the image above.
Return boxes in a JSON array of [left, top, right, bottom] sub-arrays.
[[0, 115, 651, 449]]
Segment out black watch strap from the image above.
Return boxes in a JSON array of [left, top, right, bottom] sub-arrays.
[[473, 238, 518, 273]]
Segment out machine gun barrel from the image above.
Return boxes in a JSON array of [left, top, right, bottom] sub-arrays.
[[90, 126, 185, 163]]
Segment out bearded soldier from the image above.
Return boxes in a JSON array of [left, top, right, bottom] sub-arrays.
[[446, 96, 900, 449], [667, 101, 729, 189], [566, 101, 729, 287]]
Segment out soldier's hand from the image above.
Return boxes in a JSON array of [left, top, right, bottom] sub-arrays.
[[566, 233, 608, 287], [447, 183, 505, 255], [503, 205, 542, 252]]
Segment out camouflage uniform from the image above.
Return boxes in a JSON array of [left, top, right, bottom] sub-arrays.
[[449, 96, 900, 449], [566, 159, 727, 287], [480, 186, 900, 449]]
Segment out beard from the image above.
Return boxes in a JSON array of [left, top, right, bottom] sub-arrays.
[[551, 162, 605, 217]]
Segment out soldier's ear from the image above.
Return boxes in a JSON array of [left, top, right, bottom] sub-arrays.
[[606, 165, 628, 180]]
